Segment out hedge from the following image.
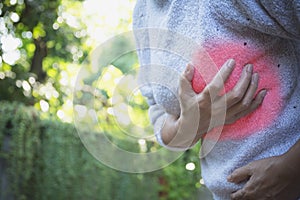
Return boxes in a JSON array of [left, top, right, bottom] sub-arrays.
[[0, 101, 203, 200]]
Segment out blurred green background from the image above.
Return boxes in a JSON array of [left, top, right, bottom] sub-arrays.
[[0, 0, 212, 199]]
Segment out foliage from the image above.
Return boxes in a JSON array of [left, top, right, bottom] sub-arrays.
[[0, 101, 159, 200], [0, 101, 204, 200], [0, 101, 40, 199], [160, 147, 202, 200], [0, 0, 88, 110], [0, 1, 206, 199]]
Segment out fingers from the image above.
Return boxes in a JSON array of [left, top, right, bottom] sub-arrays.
[[202, 59, 235, 99], [226, 73, 259, 112], [230, 177, 256, 200], [231, 189, 246, 200], [228, 163, 256, 200], [239, 73, 259, 108], [231, 189, 247, 200], [229, 89, 267, 123], [226, 64, 254, 107], [227, 165, 252, 184]]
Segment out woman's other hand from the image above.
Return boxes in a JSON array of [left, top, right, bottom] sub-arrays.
[[228, 151, 300, 200]]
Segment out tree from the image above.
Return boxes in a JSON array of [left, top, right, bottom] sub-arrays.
[[0, 0, 88, 109]]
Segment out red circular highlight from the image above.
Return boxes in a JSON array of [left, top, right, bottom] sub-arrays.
[[192, 41, 283, 140]]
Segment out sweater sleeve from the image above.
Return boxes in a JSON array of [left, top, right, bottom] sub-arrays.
[[138, 70, 189, 152], [133, 1, 194, 151]]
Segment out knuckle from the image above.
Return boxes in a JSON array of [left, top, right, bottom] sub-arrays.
[[241, 100, 251, 109], [250, 85, 258, 93], [233, 113, 243, 121], [234, 190, 246, 199], [226, 114, 238, 124], [231, 91, 243, 102], [242, 188, 253, 198]]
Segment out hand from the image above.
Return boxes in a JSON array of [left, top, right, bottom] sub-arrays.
[[162, 59, 266, 148], [178, 59, 266, 140], [228, 155, 300, 200]]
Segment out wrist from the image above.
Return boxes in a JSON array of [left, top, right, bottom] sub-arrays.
[[161, 114, 180, 145], [162, 114, 199, 148], [176, 115, 200, 146]]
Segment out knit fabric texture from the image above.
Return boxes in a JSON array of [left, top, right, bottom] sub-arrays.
[[133, 1, 300, 199]]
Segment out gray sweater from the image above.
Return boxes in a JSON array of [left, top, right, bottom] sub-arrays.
[[133, 0, 300, 199]]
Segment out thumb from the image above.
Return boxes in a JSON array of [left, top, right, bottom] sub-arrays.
[[227, 165, 252, 184], [184, 63, 194, 81], [179, 63, 197, 111], [179, 64, 194, 92]]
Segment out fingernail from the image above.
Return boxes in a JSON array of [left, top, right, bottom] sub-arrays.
[[186, 63, 193, 73], [185, 64, 190, 73], [252, 73, 258, 82], [227, 175, 233, 182], [227, 59, 235, 68], [246, 64, 253, 73], [261, 89, 267, 97]]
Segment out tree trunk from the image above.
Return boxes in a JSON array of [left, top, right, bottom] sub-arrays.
[[30, 38, 47, 82]]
